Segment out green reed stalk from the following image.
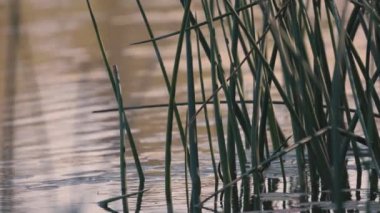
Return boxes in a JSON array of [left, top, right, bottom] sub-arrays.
[[195, 24, 219, 211], [201, 1, 231, 211], [228, 0, 243, 211], [90, 0, 380, 211], [163, 0, 192, 211], [183, 111, 190, 212], [113, 67, 129, 212], [200, 126, 331, 208], [134, 2, 192, 210], [134, 0, 188, 155], [86, 1, 145, 212], [185, 10, 201, 212], [132, 1, 262, 46], [115, 66, 146, 213]]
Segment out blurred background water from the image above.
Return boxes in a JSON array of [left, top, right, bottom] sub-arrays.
[[0, 1, 172, 212], [0, 1, 379, 212]]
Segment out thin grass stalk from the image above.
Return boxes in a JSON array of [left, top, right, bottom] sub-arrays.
[[187, 6, 372, 193], [226, 80, 252, 210], [98, 190, 148, 213], [209, 0, 215, 16], [257, 71, 271, 161], [346, 42, 380, 173], [184, 111, 190, 212], [290, 1, 333, 192], [116, 70, 146, 212], [180, 1, 244, 145], [237, 31, 257, 79], [235, 80, 253, 145], [221, 1, 272, 209], [344, 8, 380, 173], [266, 1, 336, 190], [182, 3, 294, 132], [114, 66, 147, 213], [324, 2, 338, 58], [132, 0, 262, 46], [113, 67, 129, 213], [308, 1, 331, 164], [265, 104, 283, 156], [346, 13, 377, 193], [250, 35, 264, 212], [363, 13, 376, 87], [329, 2, 360, 209], [92, 99, 380, 119], [216, 0, 234, 66], [341, 100, 363, 198], [258, 0, 275, 160], [212, 10, 239, 208], [199, 126, 331, 208], [351, 136, 363, 199], [310, 1, 352, 200], [213, 17, 249, 213], [357, 16, 380, 116], [361, 0, 380, 24], [375, 3, 380, 69], [195, 25, 219, 211], [222, 100, 251, 211], [134, 2, 194, 210], [264, 46, 288, 192], [179, 0, 214, 63], [240, 0, 254, 39], [163, 0, 193, 211], [363, 22, 380, 115], [86, 2, 145, 212], [205, 2, 264, 212], [185, 12, 201, 212], [88, 0, 380, 211], [216, 0, 253, 150], [254, 3, 273, 206], [246, 2, 286, 206], [348, 18, 380, 114], [134, 0, 189, 162], [347, 9, 380, 120], [201, 1, 231, 211], [312, 0, 332, 93], [226, 0, 242, 211], [220, 0, 233, 34], [230, 121, 250, 210], [369, 168, 379, 200]]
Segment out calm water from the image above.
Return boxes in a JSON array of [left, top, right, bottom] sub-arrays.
[[0, 1, 379, 212]]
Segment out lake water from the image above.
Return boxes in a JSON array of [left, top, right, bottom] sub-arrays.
[[0, 1, 379, 212]]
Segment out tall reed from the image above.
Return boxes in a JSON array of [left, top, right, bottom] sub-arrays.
[[89, 0, 380, 212], [86, 1, 145, 212]]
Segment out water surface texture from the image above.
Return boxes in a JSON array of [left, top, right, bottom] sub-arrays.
[[0, 1, 379, 212]]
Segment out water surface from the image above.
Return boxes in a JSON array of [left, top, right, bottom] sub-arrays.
[[0, 1, 379, 212]]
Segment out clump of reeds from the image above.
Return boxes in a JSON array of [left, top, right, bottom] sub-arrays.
[[88, 0, 380, 212]]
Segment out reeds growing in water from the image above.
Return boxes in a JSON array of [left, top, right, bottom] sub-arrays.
[[88, 0, 380, 212]]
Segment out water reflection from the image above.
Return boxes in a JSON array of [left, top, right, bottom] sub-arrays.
[[0, 1, 126, 212], [1, 0, 20, 212]]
